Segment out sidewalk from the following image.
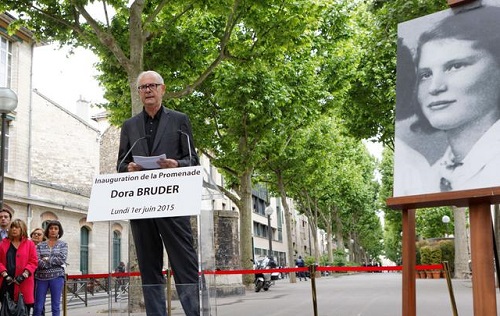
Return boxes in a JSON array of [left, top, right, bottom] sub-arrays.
[[65, 273, 499, 316]]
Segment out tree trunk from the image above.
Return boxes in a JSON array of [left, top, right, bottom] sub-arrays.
[[312, 202, 319, 264], [277, 171, 297, 283], [325, 211, 334, 264], [334, 208, 344, 253], [239, 169, 254, 286], [453, 206, 469, 278]]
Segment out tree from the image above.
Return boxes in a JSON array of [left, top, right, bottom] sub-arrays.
[[3, 0, 354, 287], [263, 115, 381, 267], [416, 207, 453, 239], [178, 1, 357, 285], [333, 0, 448, 146], [379, 147, 402, 264]]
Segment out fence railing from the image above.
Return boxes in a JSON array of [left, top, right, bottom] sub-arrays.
[[62, 263, 452, 316]]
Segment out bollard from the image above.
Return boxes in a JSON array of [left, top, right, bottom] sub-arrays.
[[442, 261, 458, 316], [167, 268, 172, 315], [309, 264, 318, 316], [63, 274, 67, 316]]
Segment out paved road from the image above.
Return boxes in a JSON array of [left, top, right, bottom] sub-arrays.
[[66, 273, 500, 315]]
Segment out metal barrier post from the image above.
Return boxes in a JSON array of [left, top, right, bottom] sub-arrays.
[[167, 268, 172, 315], [63, 274, 67, 316], [443, 261, 458, 316], [309, 264, 318, 316]]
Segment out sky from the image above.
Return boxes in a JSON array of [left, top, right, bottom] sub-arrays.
[[31, 2, 111, 115], [31, 43, 385, 161], [32, 43, 106, 115]]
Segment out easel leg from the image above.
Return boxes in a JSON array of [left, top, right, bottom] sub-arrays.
[[469, 202, 497, 315], [402, 208, 416, 316]]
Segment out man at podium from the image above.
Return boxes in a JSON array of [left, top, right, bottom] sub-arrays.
[[117, 70, 200, 316]]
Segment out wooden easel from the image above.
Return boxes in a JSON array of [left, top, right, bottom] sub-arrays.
[[387, 187, 500, 315]]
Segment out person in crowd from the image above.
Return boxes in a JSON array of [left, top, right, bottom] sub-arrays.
[[0, 208, 12, 239], [411, 6, 500, 192], [30, 228, 46, 245], [114, 261, 126, 302], [30, 227, 46, 315], [296, 256, 307, 281], [33, 220, 68, 316], [117, 70, 200, 316], [0, 219, 38, 314]]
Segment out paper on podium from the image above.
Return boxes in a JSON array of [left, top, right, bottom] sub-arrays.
[[133, 154, 166, 169]]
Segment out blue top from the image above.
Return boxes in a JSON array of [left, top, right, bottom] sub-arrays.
[[35, 239, 68, 280]]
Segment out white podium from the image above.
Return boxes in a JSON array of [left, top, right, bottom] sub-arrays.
[[88, 166, 218, 315]]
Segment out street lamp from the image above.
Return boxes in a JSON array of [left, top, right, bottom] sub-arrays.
[[442, 215, 450, 237], [0, 88, 18, 211], [265, 205, 274, 258]]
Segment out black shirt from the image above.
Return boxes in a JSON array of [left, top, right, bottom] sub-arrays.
[[143, 108, 162, 154]]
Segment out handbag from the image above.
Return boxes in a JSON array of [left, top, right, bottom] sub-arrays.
[[0, 292, 27, 316]]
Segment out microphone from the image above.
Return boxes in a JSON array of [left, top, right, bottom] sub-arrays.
[[178, 130, 192, 167], [118, 135, 150, 172]]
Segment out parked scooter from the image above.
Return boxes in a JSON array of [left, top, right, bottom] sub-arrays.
[[251, 256, 277, 292]]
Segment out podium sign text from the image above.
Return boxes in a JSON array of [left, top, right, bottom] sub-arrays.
[[87, 166, 203, 221]]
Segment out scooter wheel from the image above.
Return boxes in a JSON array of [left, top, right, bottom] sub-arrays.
[[255, 280, 264, 292]]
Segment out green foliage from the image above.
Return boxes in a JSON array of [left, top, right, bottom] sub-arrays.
[[264, 114, 383, 262], [419, 239, 453, 274], [304, 256, 316, 267], [379, 147, 403, 264], [319, 254, 331, 266], [337, 0, 449, 145], [415, 240, 429, 265], [332, 250, 347, 267], [2, 0, 457, 274], [420, 246, 432, 265], [429, 245, 442, 265], [439, 240, 454, 273], [420, 243, 442, 265], [416, 207, 453, 239]]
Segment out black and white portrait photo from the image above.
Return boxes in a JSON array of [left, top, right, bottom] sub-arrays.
[[393, 1, 500, 197]]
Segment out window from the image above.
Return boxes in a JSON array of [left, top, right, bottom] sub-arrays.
[[0, 35, 13, 172], [252, 195, 266, 216], [253, 221, 273, 239], [0, 36, 12, 88], [0, 121, 10, 172], [80, 227, 90, 274], [112, 230, 121, 269], [41, 220, 50, 230]]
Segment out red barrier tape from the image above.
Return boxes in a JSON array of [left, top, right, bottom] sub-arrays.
[[66, 264, 443, 280]]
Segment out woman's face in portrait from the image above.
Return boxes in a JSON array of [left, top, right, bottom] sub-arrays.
[[417, 38, 500, 132]]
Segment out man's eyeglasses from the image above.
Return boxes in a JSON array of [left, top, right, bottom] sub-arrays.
[[137, 83, 162, 92]]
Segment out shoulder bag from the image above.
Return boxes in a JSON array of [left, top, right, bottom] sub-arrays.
[[0, 292, 27, 316]]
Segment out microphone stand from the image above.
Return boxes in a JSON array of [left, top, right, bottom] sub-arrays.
[[117, 136, 149, 172], [178, 130, 193, 167]]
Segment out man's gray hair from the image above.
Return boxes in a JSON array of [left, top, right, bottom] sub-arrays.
[[136, 70, 164, 86]]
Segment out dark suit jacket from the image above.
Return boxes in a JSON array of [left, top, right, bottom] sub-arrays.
[[117, 106, 199, 172]]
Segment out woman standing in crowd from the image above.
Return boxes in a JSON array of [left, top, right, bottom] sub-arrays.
[[33, 221, 68, 316], [30, 227, 46, 316], [0, 219, 38, 314], [30, 228, 46, 245]]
